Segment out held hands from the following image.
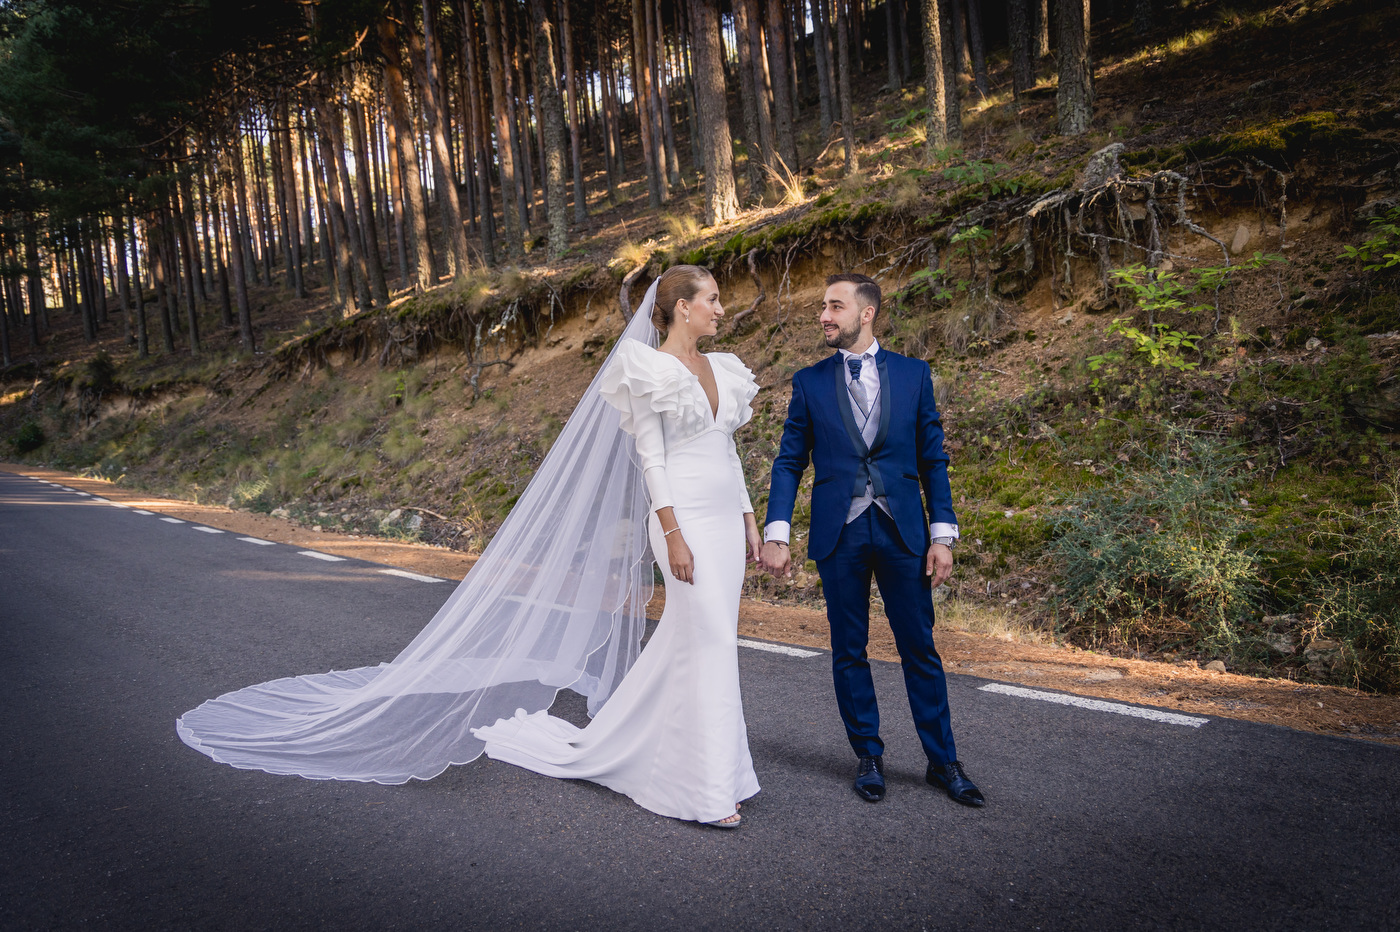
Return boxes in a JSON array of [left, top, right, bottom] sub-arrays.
[[759, 540, 792, 578], [926, 543, 953, 589]]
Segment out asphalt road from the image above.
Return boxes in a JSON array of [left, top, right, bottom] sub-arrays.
[[3, 469, 1398, 931]]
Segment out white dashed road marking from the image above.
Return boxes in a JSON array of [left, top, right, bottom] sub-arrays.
[[298, 551, 345, 562], [237, 537, 276, 546], [979, 683, 1209, 727], [737, 638, 822, 658], [378, 568, 445, 583], [133, 510, 155, 515], [160, 517, 185, 524], [193, 526, 224, 534]]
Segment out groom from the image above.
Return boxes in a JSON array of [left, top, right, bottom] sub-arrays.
[[760, 273, 984, 808]]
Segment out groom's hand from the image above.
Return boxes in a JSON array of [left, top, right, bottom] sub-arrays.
[[760, 541, 792, 577], [926, 543, 953, 589]]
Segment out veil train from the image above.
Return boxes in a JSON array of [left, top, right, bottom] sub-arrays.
[[176, 280, 664, 784]]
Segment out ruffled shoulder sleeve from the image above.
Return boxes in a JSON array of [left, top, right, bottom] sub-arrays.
[[709, 352, 760, 430], [597, 339, 707, 437]]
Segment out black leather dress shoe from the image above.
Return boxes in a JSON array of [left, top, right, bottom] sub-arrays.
[[926, 761, 986, 807], [854, 755, 886, 802]]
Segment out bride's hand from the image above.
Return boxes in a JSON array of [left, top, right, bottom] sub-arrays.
[[744, 514, 762, 564], [667, 533, 695, 585]]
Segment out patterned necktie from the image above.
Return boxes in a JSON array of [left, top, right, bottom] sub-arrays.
[[846, 356, 870, 418]]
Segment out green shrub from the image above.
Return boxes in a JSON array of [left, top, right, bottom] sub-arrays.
[[1047, 430, 1265, 653], [1303, 470, 1400, 692], [10, 421, 45, 454]]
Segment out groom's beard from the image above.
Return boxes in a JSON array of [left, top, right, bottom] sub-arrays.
[[824, 319, 863, 349]]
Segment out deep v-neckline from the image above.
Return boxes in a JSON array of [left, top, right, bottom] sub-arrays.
[[661, 351, 720, 421]]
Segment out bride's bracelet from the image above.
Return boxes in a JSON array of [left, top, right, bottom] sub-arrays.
[[663, 526, 682, 537]]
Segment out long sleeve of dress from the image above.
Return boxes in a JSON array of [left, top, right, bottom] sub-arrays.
[[729, 442, 753, 514], [627, 392, 675, 512]]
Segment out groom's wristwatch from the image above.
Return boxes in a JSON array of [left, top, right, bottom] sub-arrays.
[[932, 536, 956, 549]]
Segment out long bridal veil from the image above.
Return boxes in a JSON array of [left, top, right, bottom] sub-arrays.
[[177, 280, 664, 784]]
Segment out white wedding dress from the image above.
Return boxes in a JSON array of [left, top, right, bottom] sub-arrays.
[[472, 340, 762, 823]]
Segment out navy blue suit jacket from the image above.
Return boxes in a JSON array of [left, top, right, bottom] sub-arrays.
[[765, 348, 956, 562]]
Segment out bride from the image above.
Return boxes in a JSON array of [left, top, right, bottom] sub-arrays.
[[177, 266, 763, 829]]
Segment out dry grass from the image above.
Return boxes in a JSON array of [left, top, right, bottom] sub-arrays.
[[936, 598, 1052, 645]]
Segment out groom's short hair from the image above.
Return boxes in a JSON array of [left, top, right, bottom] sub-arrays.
[[826, 273, 881, 320]]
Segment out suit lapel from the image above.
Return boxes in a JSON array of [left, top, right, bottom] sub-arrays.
[[871, 350, 892, 454], [831, 353, 869, 457]]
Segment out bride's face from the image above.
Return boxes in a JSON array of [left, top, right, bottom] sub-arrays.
[[679, 276, 724, 337]]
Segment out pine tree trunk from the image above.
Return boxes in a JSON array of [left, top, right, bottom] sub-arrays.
[[939, 0, 963, 143], [405, 0, 472, 280], [1055, 0, 1092, 135], [458, 0, 497, 265], [765, 0, 799, 172], [195, 167, 217, 296], [380, 18, 439, 286], [886, 0, 901, 91], [320, 94, 374, 311], [113, 208, 133, 345], [922, 0, 952, 148], [231, 135, 257, 290], [596, 16, 620, 199], [222, 148, 254, 349], [211, 186, 233, 327], [128, 212, 147, 358], [511, 33, 537, 228], [949, 0, 968, 78], [297, 114, 318, 276], [528, 0, 570, 258], [560, 0, 587, 224], [652, 0, 680, 185], [251, 128, 274, 285], [836, 0, 859, 174], [811, 0, 835, 133], [349, 100, 391, 305], [742, 0, 777, 179], [1009, 0, 1033, 100], [631, 0, 663, 207], [381, 86, 412, 285], [966, 0, 989, 97], [733, 0, 768, 200], [690, 0, 739, 225], [23, 212, 45, 345], [1034, 0, 1049, 58], [310, 116, 353, 318], [480, 0, 526, 257], [274, 101, 306, 298]]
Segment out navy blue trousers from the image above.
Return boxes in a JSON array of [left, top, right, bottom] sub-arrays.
[[814, 506, 958, 765]]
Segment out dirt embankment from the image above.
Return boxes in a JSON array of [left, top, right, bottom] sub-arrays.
[[10, 462, 1398, 748]]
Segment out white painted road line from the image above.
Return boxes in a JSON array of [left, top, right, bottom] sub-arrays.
[[106, 502, 130, 509], [237, 537, 276, 546], [378, 568, 446, 583], [133, 510, 155, 515], [160, 517, 186, 524], [90, 496, 108, 502], [298, 551, 345, 562], [737, 638, 822, 658], [979, 683, 1209, 728], [192, 526, 224, 534]]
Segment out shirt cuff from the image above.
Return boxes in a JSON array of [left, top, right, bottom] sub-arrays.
[[930, 522, 960, 541], [644, 465, 674, 512], [764, 520, 791, 544]]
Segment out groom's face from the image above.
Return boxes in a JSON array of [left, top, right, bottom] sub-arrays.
[[821, 283, 872, 350]]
